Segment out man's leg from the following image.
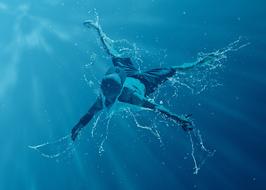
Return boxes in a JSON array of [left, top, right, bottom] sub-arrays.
[[83, 19, 120, 58], [172, 53, 219, 71]]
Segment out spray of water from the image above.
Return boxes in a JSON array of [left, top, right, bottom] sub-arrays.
[[28, 11, 249, 174], [125, 108, 163, 145], [188, 130, 216, 174], [28, 134, 74, 159], [98, 111, 114, 155]]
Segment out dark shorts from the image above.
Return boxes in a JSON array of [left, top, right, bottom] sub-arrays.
[[112, 57, 176, 96]]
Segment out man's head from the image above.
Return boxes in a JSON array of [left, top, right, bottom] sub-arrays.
[[101, 73, 123, 101]]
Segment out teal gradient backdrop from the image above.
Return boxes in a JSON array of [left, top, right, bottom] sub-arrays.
[[0, 0, 265, 189]]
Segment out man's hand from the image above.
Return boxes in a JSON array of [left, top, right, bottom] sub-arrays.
[[179, 114, 193, 131]]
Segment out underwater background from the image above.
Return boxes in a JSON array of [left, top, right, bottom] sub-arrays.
[[0, 0, 266, 189]]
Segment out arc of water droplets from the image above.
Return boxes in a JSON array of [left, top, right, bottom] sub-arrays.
[[28, 134, 75, 159], [98, 111, 115, 155], [197, 37, 250, 66], [188, 129, 216, 175], [165, 37, 250, 97], [125, 107, 214, 174], [125, 108, 163, 145], [91, 111, 103, 138], [84, 52, 101, 87], [91, 107, 163, 154]]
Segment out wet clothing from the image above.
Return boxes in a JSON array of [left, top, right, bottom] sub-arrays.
[[111, 57, 176, 96]]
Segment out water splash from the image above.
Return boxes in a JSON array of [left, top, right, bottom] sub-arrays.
[[188, 129, 216, 174], [125, 108, 163, 145], [29, 12, 248, 175], [98, 111, 114, 155], [83, 52, 100, 87], [90, 106, 164, 154], [166, 37, 249, 97], [28, 134, 75, 159], [91, 111, 103, 138]]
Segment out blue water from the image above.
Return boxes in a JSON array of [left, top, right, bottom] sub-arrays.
[[0, 0, 265, 189]]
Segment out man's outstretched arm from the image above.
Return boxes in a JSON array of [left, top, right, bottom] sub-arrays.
[[83, 19, 120, 58], [118, 90, 193, 131], [71, 95, 104, 141]]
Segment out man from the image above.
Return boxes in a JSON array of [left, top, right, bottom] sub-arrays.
[[71, 19, 218, 141]]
